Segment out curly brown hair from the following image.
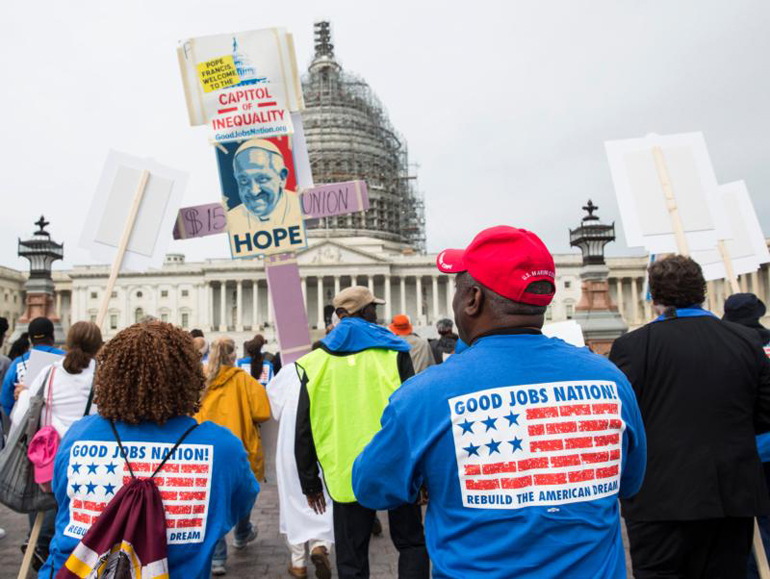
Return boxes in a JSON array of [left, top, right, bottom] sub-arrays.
[[94, 321, 204, 425], [648, 255, 706, 308]]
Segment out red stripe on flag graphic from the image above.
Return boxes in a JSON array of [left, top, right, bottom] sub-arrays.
[[217, 107, 238, 114], [559, 404, 591, 417]]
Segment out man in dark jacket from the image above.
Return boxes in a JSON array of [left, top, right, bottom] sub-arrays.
[[610, 256, 770, 577]]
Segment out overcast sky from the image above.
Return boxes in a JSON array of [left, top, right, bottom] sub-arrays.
[[1, 0, 768, 271]]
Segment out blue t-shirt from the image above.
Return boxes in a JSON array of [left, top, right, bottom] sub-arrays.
[[1, 344, 65, 416], [41, 414, 258, 578], [353, 331, 646, 579], [236, 357, 274, 386]]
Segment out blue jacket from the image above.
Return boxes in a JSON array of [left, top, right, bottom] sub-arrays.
[[353, 330, 646, 578], [41, 414, 258, 578], [1, 344, 64, 416]]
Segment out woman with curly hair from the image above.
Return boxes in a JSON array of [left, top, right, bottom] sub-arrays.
[[40, 322, 259, 578], [195, 336, 271, 575]]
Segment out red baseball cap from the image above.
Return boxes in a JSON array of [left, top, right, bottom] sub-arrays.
[[436, 226, 556, 306]]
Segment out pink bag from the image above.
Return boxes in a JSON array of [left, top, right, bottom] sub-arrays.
[[27, 368, 60, 484]]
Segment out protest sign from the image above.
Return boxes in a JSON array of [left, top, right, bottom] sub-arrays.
[[80, 151, 187, 327], [216, 135, 307, 258], [177, 27, 303, 129], [80, 151, 188, 272], [542, 320, 586, 348], [265, 253, 312, 364], [689, 181, 769, 283], [300, 181, 370, 219], [605, 132, 728, 255], [173, 202, 227, 240]]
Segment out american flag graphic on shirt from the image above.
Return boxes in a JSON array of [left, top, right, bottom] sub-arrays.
[[449, 381, 624, 509], [63, 441, 213, 544]]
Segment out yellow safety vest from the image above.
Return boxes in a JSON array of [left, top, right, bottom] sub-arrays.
[[297, 348, 401, 503]]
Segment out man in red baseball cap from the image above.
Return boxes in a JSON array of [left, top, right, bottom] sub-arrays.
[[353, 225, 647, 579]]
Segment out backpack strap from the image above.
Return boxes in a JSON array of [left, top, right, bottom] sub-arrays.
[[109, 420, 135, 479], [83, 360, 96, 417], [151, 422, 200, 479], [110, 420, 200, 480]]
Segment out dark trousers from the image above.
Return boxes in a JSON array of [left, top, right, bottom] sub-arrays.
[[627, 517, 754, 578], [332, 500, 429, 579]]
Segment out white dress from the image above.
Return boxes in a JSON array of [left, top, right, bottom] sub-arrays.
[[266, 363, 334, 545]]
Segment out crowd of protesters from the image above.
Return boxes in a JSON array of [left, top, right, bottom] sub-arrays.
[[0, 225, 768, 578]]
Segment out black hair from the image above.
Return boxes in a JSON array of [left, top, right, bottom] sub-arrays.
[[8, 333, 30, 361]]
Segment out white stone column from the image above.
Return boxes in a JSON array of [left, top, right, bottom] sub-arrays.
[[384, 275, 392, 321], [762, 265, 770, 303], [219, 282, 227, 331], [267, 288, 274, 324], [124, 286, 131, 328], [707, 281, 715, 312], [431, 275, 439, 322], [400, 277, 406, 315], [416, 276, 423, 322], [367, 275, 374, 292], [739, 274, 747, 293], [301, 277, 307, 306], [334, 276, 340, 297], [631, 277, 639, 324], [206, 282, 214, 331], [445, 276, 453, 317], [643, 298, 651, 322], [751, 271, 759, 294], [252, 280, 259, 328], [317, 276, 324, 328], [55, 291, 62, 318], [615, 278, 624, 319], [236, 280, 243, 331]]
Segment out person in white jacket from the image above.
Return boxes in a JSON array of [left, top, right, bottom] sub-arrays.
[[28, 321, 102, 437], [267, 361, 334, 579]]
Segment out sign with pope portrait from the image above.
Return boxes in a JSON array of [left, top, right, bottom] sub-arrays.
[[215, 135, 307, 258]]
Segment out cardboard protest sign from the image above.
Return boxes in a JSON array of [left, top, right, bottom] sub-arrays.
[[216, 135, 307, 258], [80, 151, 187, 271], [300, 181, 370, 219], [265, 253, 312, 364], [542, 320, 586, 348], [690, 181, 769, 281], [173, 202, 227, 240], [177, 28, 303, 142], [605, 132, 728, 254]]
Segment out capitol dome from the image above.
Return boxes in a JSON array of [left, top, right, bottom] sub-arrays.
[[300, 22, 426, 252]]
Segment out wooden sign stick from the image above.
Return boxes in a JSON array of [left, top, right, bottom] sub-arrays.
[[95, 170, 150, 328], [717, 240, 741, 296], [17, 512, 44, 579], [754, 518, 770, 579], [652, 146, 690, 257]]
